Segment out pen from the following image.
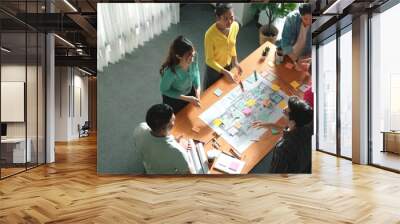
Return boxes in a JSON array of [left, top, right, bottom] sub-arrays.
[[230, 148, 241, 159], [239, 81, 244, 92], [254, 71, 258, 81]]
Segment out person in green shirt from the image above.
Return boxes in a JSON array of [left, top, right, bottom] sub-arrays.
[[133, 104, 196, 174], [160, 36, 201, 113]]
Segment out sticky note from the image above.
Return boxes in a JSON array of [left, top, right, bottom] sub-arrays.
[[271, 84, 280, 91], [268, 61, 275, 67], [192, 126, 200, 133], [261, 71, 269, 77], [278, 101, 287, 110], [263, 99, 271, 107], [285, 63, 294, 69], [214, 88, 223, 97], [266, 74, 276, 82], [228, 127, 239, 136], [234, 121, 241, 129], [299, 84, 309, 92], [213, 119, 223, 127], [290, 81, 300, 89], [245, 99, 256, 107], [242, 108, 252, 116], [229, 161, 240, 171], [271, 128, 279, 135]]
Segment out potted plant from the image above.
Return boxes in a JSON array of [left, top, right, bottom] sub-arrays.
[[251, 3, 297, 45]]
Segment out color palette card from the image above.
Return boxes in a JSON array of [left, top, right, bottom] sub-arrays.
[[290, 81, 300, 89], [214, 88, 223, 97], [271, 84, 280, 91]]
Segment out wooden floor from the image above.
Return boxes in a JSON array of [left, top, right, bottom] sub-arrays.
[[1, 135, 400, 223], [373, 150, 400, 171]]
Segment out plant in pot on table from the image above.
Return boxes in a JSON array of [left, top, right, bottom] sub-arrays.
[[252, 3, 297, 46]]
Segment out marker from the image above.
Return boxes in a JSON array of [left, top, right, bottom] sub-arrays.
[[254, 70, 258, 81], [230, 148, 241, 159], [239, 81, 244, 92]]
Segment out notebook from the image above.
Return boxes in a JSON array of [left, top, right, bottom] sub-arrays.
[[213, 153, 245, 174]]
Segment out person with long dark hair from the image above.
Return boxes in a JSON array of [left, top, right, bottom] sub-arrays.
[[252, 96, 313, 173], [203, 3, 243, 89], [160, 36, 201, 114]]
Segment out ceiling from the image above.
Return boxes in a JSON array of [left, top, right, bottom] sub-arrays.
[[0, 0, 394, 75], [0, 0, 99, 75]]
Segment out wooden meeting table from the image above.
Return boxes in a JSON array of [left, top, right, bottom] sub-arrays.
[[172, 41, 308, 174]]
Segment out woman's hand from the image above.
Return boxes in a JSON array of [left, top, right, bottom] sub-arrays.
[[252, 121, 284, 131], [294, 61, 309, 72], [221, 69, 238, 83], [234, 62, 243, 76], [252, 121, 271, 129], [186, 96, 201, 107]]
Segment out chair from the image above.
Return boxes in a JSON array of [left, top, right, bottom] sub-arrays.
[[78, 121, 90, 138]]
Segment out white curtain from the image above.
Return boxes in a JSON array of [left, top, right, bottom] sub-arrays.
[[97, 3, 180, 72]]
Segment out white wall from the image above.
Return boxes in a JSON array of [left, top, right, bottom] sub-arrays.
[[210, 3, 254, 26], [232, 3, 254, 26], [55, 67, 89, 141], [1, 64, 46, 164], [1, 65, 42, 138]]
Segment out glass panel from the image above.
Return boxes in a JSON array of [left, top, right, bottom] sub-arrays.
[[371, 3, 400, 171], [27, 31, 38, 169], [38, 33, 45, 165], [317, 36, 337, 154], [312, 46, 317, 150], [1, 31, 27, 177], [340, 28, 352, 158]]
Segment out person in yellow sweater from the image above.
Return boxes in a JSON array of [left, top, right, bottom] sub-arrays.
[[203, 3, 243, 89]]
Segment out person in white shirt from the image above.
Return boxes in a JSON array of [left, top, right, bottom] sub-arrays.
[[133, 104, 196, 174]]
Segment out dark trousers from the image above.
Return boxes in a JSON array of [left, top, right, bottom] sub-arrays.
[[203, 64, 232, 90], [162, 86, 196, 114]]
